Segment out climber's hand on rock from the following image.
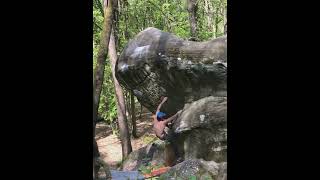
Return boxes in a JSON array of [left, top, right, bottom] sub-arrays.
[[161, 96, 168, 101]]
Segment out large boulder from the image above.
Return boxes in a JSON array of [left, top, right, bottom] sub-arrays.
[[122, 140, 167, 171], [171, 96, 227, 162], [116, 27, 227, 173], [122, 97, 227, 166], [116, 27, 227, 117], [160, 159, 227, 180]]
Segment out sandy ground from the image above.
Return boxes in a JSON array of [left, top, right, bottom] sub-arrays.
[[95, 111, 157, 170]]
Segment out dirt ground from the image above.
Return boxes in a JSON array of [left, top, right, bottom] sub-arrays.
[[95, 110, 157, 170]]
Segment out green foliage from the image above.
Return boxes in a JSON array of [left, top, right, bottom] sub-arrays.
[[197, 0, 227, 39], [139, 164, 152, 175], [138, 162, 165, 177], [142, 135, 157, 145]]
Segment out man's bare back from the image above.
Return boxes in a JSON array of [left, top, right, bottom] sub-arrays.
[[152, 97, 179, 140], [152, 115, 167, 140]]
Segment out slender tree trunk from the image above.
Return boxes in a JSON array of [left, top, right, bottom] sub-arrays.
[[131, 90, 138, 138], [126, 91, 132, 131], [215, 6, 219, 37], [125, 90, 131, 120], [93, 0, 113, 179], [109, 0, 132, 152], [143, 5, 146, 29], [118, 0, 121, 14], [93, 87, 100, 179], [123, 0, 130, 40], [93, 0, 113, 115], [204, 0, 213, 32], [113, 0, 120, 47], [224, 5, 227, 35], [187, 0, 198, 40], [109, 31, 132, 159], [139, 103, 143, 120]]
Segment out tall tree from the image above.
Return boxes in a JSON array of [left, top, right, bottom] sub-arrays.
[[224, 4, 227, 35], [93, 0, 113, 179], [215, 4, 220, 37], [187, 0, 198, 40], [93, 87, 100, 179], [125, 90, 131, 118], [93, 0, 113, 117], [113, 0, 120, 47], [109, 31, 133, 158], [204, 0, 213, 32], [113, 0, 132, 156], [130, 90, 138, 138]]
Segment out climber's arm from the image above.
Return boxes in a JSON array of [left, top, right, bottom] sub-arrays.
[[163, 111, 179, 125], [156, 96, 168, 113]]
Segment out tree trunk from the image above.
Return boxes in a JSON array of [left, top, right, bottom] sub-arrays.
[[139, 103, 143, 120], [204, 0, 213, 32], [187, 0, 198, 40], [111, 1, 131, 146], [224, 5, 227, 35], [113, 0, 120, 47], [131, 90, 138, 138], [109, 31, 132, 159], [93, 0, 113, 179], [125, 90, 131, 117], [93, 0, 113, 116], [93, 87, 100, 179], [123, 0, 130, 40], [215, 6, 219, 37]]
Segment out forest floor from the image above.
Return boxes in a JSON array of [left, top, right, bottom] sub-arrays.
[[95, 108, 157, 170]]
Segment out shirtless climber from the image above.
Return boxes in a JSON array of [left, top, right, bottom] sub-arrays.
[[152, 96, 179, 140], [152, 96, 184, 166]]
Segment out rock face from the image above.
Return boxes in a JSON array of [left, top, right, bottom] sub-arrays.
[[160, 159, 227, 180], [116, 27, 227, 117], [122, 140, 167, 171], [171, 96, 227, 162], [116, 27, 227, 172]]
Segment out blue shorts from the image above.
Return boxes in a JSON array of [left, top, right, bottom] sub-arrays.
[[156, 111, 166, 120]]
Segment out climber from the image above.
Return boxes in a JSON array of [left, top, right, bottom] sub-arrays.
[[152, 97, 184, 166], [152, 96, 179, 140]]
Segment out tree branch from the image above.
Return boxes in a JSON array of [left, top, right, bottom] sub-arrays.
[[94, 20, 102, 31]]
